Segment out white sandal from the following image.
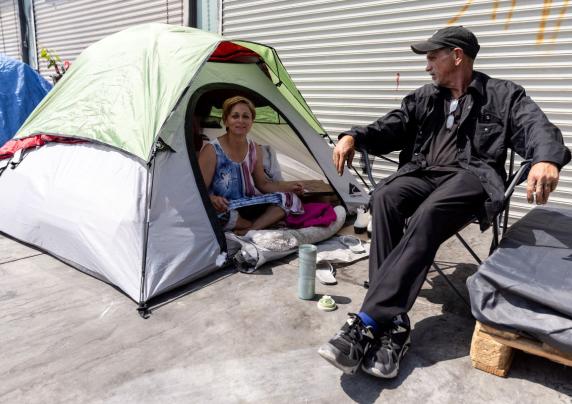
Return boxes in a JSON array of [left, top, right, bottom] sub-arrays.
[[339, 235, 365, 254], [316, 261, 336, 285]]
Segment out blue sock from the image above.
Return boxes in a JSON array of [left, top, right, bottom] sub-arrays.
[[357, 312, 379, 334]]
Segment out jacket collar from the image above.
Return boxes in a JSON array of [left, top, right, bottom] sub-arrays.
[[430, 70, 487, 99], [468, 71, 487, 98]]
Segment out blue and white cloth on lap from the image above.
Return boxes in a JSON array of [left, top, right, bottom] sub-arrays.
[[227, 194, 282, 210]]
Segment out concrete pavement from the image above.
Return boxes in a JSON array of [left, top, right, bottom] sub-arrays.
[[1, 225, 571, 403]]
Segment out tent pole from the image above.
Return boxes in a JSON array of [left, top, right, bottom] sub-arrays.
[[137, 149, 158, 318]]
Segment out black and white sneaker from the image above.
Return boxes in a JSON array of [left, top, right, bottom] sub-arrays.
[[361, 314, 411, 378], [318, 313, 375, 374]]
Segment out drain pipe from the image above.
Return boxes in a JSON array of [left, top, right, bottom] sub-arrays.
[[17, 0, 29, 64]]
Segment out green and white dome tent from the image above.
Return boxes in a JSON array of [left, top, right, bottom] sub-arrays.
[[0, 23, 367, 311]]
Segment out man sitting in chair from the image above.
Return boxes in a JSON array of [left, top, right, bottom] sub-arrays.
[[318, 26, 571, 379]]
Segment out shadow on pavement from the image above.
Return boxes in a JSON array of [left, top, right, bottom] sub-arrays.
[[339, 357, 414, 403], [419, 261, 572, 396], [146, 265, 237, 313], [325, 261, 474, 401]]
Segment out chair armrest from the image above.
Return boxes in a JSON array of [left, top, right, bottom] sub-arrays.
[[357, 146, 400, 189], [358, 146, 378, 188], [504, 160, 532, 200]]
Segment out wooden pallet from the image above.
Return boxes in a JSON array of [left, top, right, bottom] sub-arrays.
[[470, 321, 572, 377]]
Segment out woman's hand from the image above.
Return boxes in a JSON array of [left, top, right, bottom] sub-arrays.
[[285, 181, 304, 196], [210, 195, 229, 212]]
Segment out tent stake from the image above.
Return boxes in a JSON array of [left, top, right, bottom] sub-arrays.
[[137, 303, 151, 319]]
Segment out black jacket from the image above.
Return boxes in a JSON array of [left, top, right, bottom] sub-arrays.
[[344, 71, 571, 228]]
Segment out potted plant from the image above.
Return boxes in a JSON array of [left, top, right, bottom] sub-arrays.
[[39, 48, 70, 85]]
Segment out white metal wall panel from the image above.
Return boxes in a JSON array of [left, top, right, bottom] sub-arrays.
[[222, 0, 572, 220], [0, 0, 22, 60], [33, 0, 184, 78]]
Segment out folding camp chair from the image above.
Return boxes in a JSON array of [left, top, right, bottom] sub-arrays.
[[357, 147, 531, 307]]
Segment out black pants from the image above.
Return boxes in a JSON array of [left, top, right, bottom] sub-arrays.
[[360, 168, 487, 326]]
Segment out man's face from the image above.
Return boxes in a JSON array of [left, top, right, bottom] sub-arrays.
[[425, 48, 456, 87]]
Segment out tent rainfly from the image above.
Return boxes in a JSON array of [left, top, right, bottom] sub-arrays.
[[0, 24, 368, 314]]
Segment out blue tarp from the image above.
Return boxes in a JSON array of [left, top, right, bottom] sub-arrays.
[[0, 54, 52, 146]]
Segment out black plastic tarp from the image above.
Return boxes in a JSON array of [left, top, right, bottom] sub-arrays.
[[467, 206, 572, 354]]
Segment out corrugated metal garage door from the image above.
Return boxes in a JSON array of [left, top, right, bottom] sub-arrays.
[[33, 0, 185, 79], [0, 0, 22, 60], [222, 0, 572, 221]]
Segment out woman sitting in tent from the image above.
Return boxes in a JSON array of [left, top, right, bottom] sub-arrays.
[[199, 96, 305, 234]]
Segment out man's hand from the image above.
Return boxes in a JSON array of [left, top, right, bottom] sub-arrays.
[[526, 162, 559, 205], [333, 135, 356, 176]]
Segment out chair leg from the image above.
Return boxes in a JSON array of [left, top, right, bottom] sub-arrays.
[[489, 220, 500, 255], [454, 233, 482, 265], [431, 262, 471, 308]]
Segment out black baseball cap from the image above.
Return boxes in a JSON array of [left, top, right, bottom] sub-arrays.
[[411, 26, 480, 59]]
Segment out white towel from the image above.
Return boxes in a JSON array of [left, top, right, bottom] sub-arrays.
[[316, 236, 370, 264]]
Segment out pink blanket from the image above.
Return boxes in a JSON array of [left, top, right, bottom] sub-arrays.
[[285, 203, 337, 229]]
